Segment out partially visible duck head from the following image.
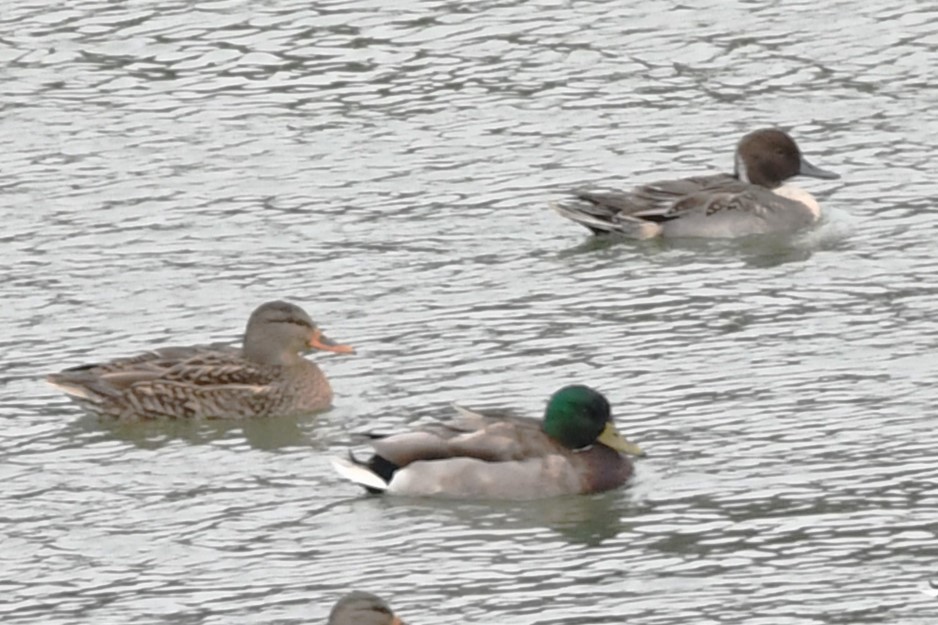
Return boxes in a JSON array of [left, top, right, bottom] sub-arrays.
[[734, 128, 840, 188], [328, 591, 405, 625], [242, 300, 354, 366]]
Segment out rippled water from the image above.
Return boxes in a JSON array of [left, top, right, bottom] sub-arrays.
[[3, 0, 937, 623]]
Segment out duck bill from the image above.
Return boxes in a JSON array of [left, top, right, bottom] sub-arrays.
[[799, 157, 840, 180], [597, 422, 645, 457], [391, 618, 405, 625], [307, 329, 355, 354]]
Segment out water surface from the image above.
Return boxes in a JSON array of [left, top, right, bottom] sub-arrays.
[[2, 0, 937, 623]]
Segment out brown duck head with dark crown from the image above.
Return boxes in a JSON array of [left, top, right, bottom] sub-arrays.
[[734, 128, 840, 189], [241, 300, 354, 367]]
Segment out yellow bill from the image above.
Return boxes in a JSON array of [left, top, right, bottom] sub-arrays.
[[597, 421, 645, 457]]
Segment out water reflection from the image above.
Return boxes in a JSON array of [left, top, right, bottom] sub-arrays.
[[556, 216, 856, 268], [62, 411, 327, 451], [510, 492, 636, 546], [342, 490, 637, 546]]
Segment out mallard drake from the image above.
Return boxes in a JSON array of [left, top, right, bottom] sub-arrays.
[[332, 385, 644, 500], [553, 128, 840, 238], [328, 592, 405, 625], [46, 300, 353, 420]]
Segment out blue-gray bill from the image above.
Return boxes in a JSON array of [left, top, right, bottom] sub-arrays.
[[799, 157, 840, 180]]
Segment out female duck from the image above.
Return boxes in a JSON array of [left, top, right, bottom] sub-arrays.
[[332, 385, 644, 500], [47, 300, 353, 420], [553, 128, 840, 238]]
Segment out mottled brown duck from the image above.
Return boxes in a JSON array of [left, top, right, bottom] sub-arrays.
[[328, 591, 406, 625], [47, 300, 353, 420]]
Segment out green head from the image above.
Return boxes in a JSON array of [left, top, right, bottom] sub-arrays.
[[543, 385, 644, 456]]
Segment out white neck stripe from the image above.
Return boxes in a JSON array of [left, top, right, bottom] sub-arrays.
[[735, 154, 750, 183]]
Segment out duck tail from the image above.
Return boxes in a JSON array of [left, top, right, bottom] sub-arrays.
[[45, 369, 114, 403], [331, 453, 390, 493], [551, 199, 662, 239]]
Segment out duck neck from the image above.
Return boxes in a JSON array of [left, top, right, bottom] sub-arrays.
[[736, 156, 785, 188], [243, 337, 302, 367]]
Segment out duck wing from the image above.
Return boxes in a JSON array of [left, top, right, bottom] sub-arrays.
[[640, 182, 819, 239], [371, 406, 549, 467], [554, 174, 752, 236], [50, 343, 238, 380], [576, 173, 745, 219], [47, 346, 281, 418]]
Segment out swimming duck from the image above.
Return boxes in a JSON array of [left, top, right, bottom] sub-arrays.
[[328, 592, 405, 625], [552, 128, 840, 238], [332, 385, 644, 500], [46, 300, 353, 420]]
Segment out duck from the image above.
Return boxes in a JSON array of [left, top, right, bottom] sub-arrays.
[[331, 384, 644, 500], [552, 128, 840, 238], [328, 592, 406, 625], [46, 300, 353, 420]]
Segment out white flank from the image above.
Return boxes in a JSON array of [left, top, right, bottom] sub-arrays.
[[330, 457, 388, 492]]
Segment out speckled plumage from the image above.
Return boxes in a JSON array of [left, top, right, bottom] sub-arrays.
[[47, 301, 352, 420]]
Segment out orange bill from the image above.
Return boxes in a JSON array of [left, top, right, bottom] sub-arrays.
[[307, 328, 355, 354]]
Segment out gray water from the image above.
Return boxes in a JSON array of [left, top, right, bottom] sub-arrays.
[[2, 0, 937, 623]]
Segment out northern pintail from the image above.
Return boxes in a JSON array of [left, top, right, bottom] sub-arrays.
[[552, 128, 840, 238], [47, 300, 354, 420]]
